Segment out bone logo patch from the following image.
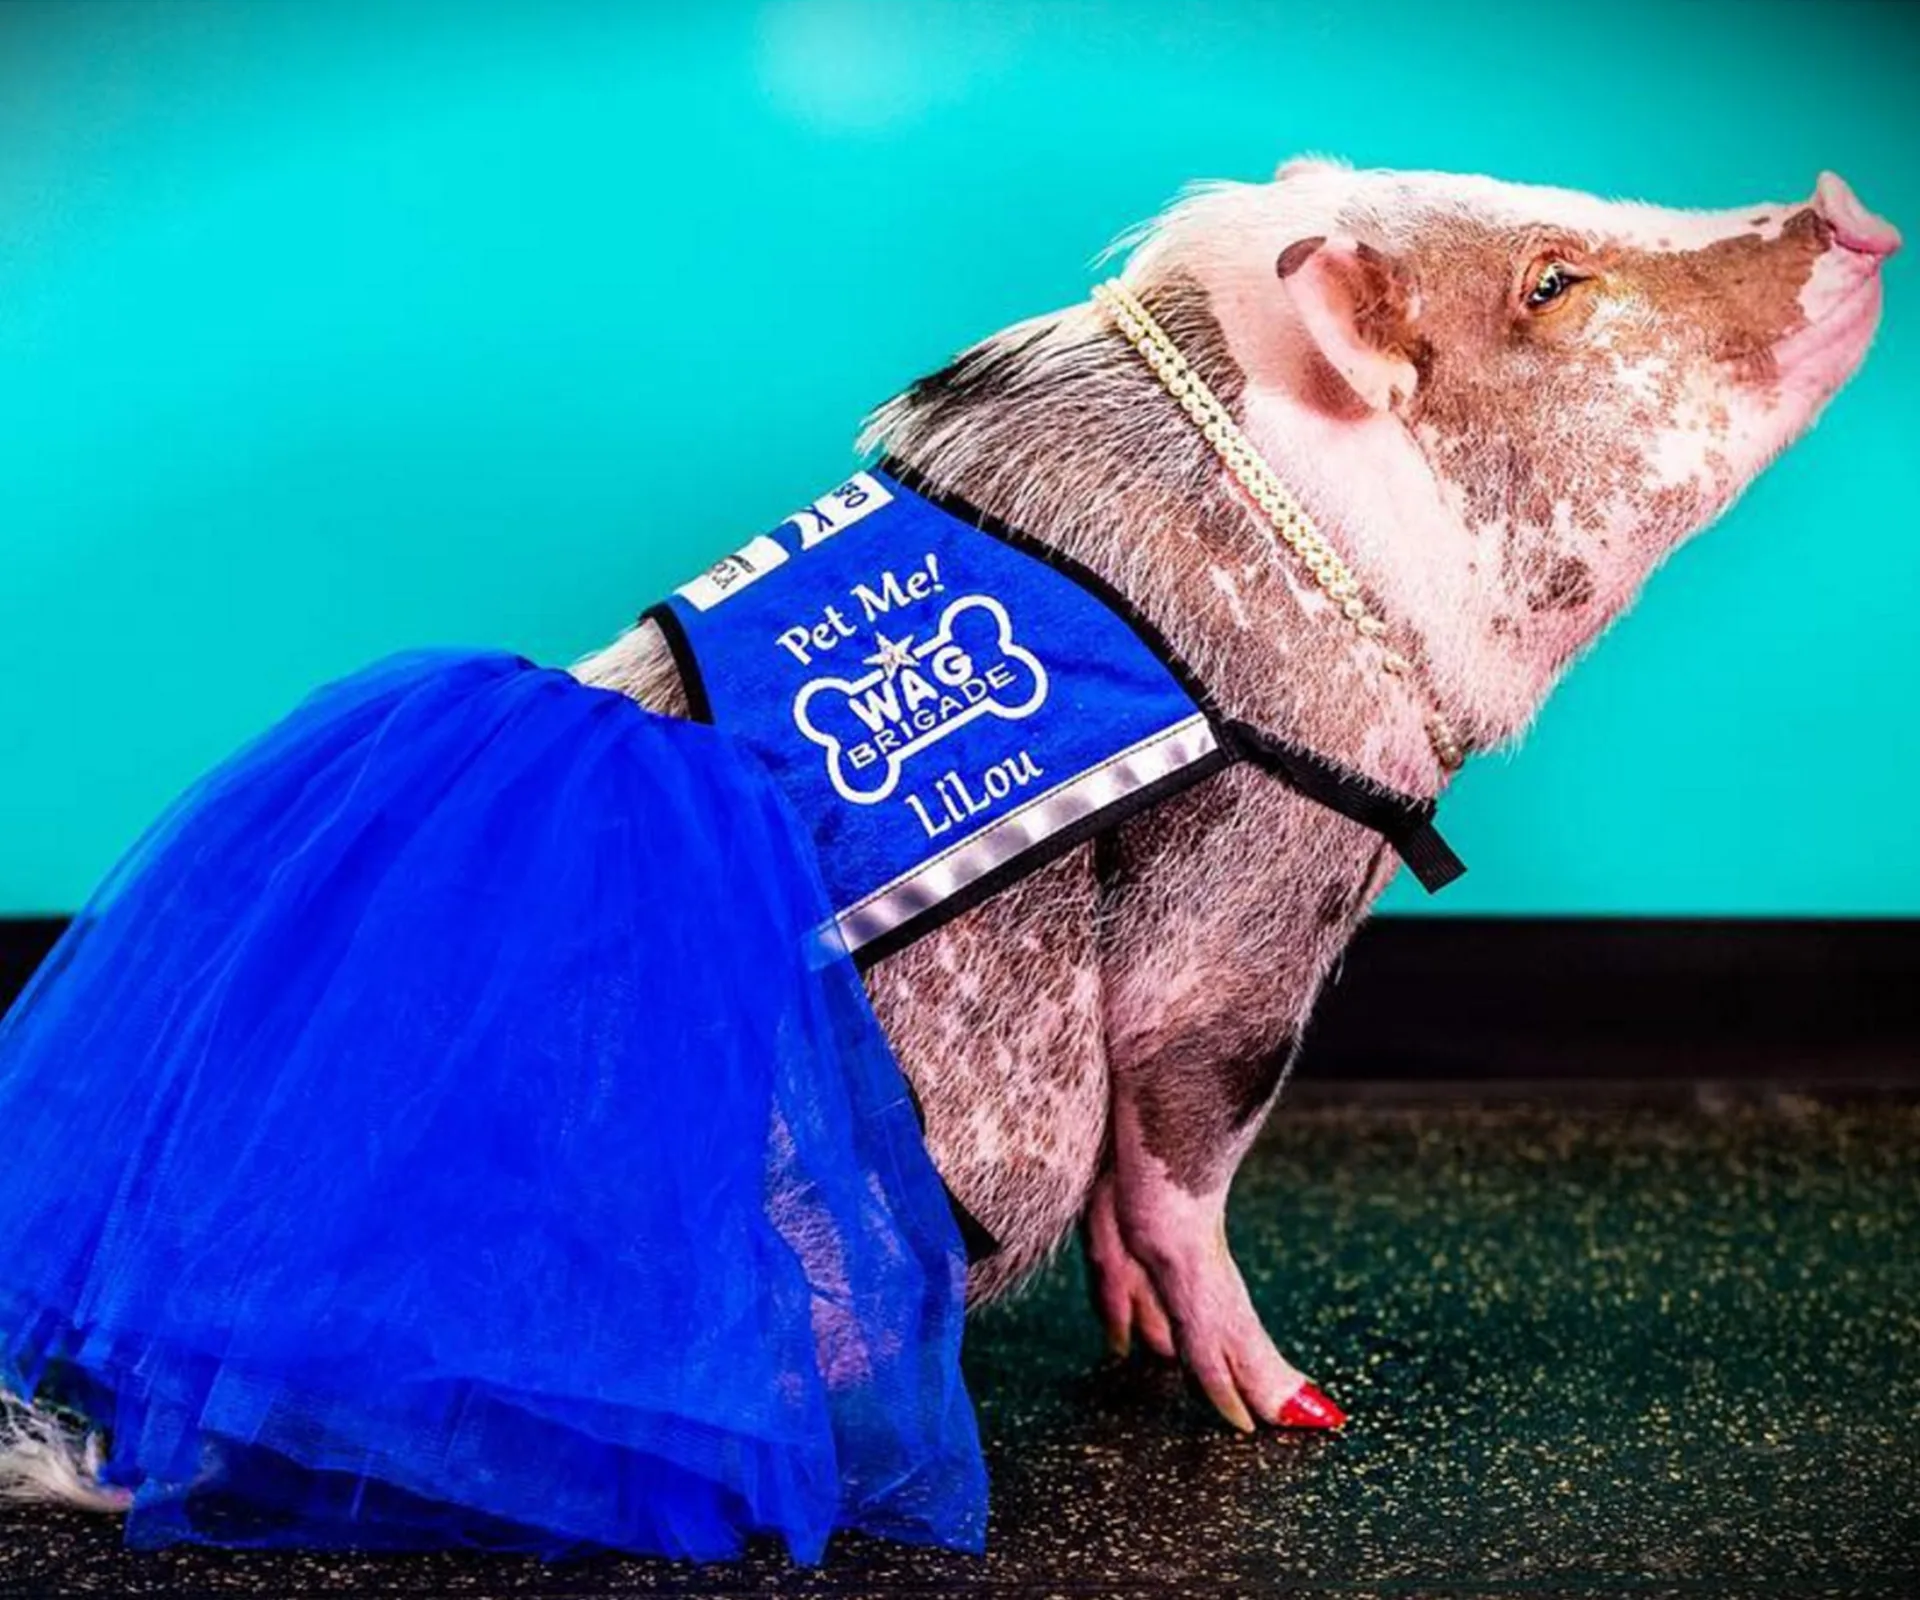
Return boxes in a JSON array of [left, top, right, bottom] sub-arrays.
[[793, 595, 1048, 804]]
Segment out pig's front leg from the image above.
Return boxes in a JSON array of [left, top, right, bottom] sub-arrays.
[[1097, 1028, 1341, 1431], [1093, 778, 1382, 1429]]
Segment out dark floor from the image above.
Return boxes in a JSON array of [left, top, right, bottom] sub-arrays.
[[2, 1098, 1915, 1599]]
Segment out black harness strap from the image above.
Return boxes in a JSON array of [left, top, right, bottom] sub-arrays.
[[1217, 720, 1467, 893]]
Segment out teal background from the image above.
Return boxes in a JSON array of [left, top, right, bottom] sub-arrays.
[[1, 0, 1914, 917]]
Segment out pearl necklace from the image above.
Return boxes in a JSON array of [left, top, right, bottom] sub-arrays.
[[1091, 277, 1466, 773]]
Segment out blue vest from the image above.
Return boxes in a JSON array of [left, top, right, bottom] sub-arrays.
[[652, 462, 1460, 964]]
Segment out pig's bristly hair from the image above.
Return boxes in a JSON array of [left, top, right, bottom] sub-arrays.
[[1094, 179, 1247, 269]]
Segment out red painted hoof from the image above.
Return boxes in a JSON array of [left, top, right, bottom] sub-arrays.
[[1277, 1381, 1346, 1430]]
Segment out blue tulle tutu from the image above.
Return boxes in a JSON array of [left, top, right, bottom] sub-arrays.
[[0, 650, 985, 1561]]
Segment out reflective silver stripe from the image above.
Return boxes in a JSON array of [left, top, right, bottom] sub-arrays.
[[836, 714, 1220, 955]]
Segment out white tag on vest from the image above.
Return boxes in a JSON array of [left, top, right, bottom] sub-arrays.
[[674, 535, 790, 612]]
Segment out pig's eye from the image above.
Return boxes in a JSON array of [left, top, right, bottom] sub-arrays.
[[1522, 260, 1583, 311]]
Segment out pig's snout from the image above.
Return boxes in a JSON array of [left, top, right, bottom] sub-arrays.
[[1813, 171, 1901, 259]]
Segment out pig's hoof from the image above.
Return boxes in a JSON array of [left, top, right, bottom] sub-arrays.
[[1275, 1380, 1347, 1430]]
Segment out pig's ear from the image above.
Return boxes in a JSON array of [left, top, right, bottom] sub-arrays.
[[1275, 234, 1419, 414]]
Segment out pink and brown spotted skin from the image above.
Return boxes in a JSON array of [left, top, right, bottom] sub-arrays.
[[581, 160, 1896, 1433]]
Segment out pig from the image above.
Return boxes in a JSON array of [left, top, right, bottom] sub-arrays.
[[0, 159, 1898, 1513], [582, 159, 1897, 1431]]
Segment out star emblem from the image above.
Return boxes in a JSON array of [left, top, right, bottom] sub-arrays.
[[862, 631, 916, 678]]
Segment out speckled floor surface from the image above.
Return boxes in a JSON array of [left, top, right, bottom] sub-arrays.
[[2, 1099, 1914, 1598]]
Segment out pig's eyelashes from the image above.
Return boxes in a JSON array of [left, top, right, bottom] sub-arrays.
[[1521, 259, 1587, 313]]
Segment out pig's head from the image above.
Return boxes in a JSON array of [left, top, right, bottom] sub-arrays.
[[1122, 159, 1898, 746]]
